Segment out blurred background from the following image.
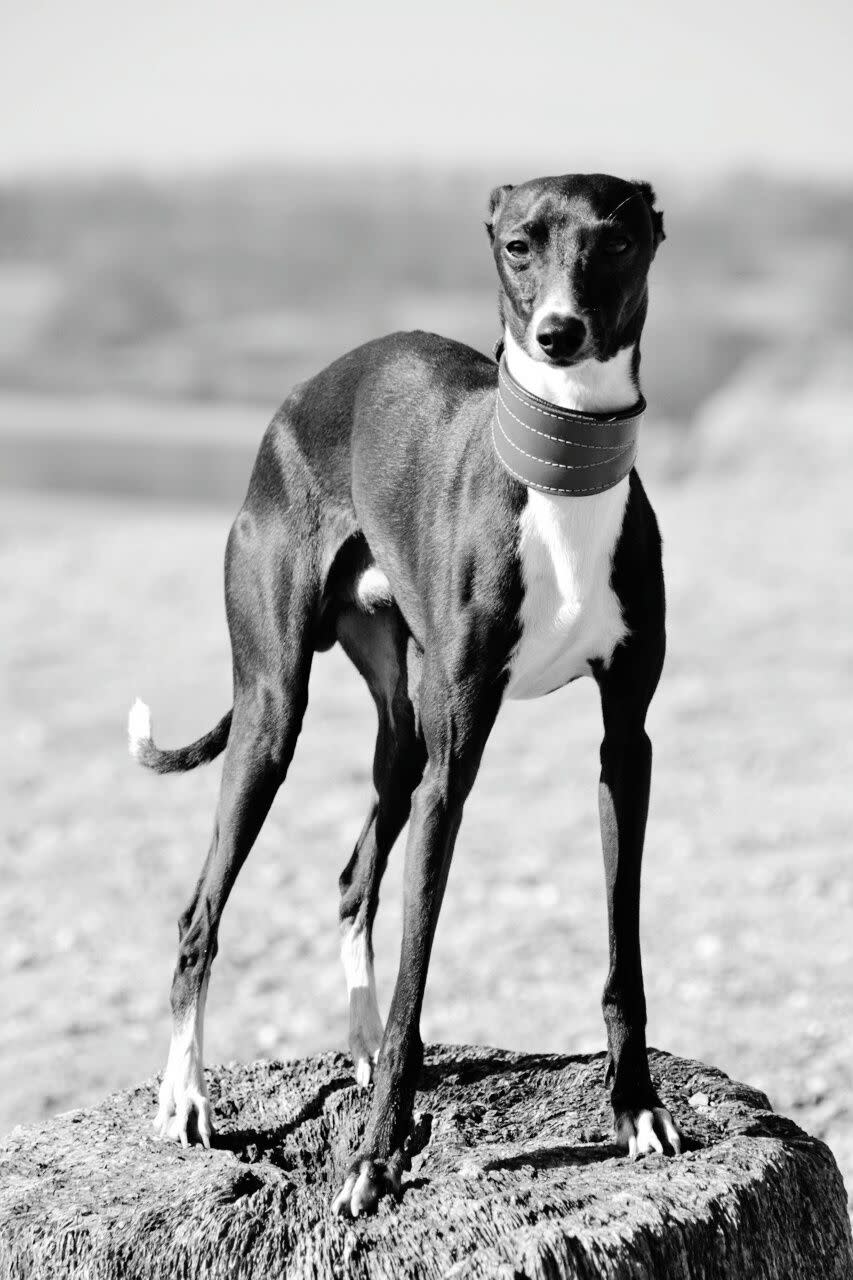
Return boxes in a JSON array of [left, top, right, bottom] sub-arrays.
[[1, 0, 851, 1214]]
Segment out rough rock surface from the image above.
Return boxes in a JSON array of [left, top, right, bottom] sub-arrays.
[[1, 1046, 851, 1280]]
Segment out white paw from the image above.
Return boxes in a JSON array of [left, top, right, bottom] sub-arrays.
[[342, 923, 384, 1089], [621, 1106, 683, 1159], [154, 1048, 213, 1149], [332, 1157, 401, 1217], [354, 1048, 380, 1090]]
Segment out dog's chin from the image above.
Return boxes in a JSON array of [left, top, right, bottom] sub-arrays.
[[543, 354, 586, 369], [530, 347, 595, 369]]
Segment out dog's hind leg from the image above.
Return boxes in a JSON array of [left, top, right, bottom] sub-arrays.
[[155, 506, 317, 1147], [336, 607, 426, 1087]]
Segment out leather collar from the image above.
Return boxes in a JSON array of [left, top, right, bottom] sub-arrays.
[[492, 354, 644, 496]]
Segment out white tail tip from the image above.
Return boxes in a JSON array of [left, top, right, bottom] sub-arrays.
[[128, 697, 152, 758]]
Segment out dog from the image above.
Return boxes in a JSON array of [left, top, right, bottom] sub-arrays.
[[128, 171, 683, 1217]]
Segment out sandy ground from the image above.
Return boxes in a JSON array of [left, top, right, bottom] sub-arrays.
[[2, 383, 851, 1211]]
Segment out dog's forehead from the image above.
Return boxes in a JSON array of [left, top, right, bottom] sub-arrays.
[[504, 174, 640, 229]]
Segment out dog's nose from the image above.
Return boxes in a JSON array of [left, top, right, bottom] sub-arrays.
[[536, 314, 587, 360]]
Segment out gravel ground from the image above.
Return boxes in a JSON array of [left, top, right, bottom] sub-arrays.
[[2, 378, 851, 1211]]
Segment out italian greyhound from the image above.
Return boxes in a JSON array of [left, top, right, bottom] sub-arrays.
[[128, 172, 683, 1217]]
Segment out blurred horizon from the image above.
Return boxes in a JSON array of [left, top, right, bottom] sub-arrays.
[[4, 0, 852, 509], [2, 162, 853, 505]]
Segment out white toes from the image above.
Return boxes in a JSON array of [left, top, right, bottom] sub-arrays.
[[331, 1160, 401, 1217], [153, 1106, 172, 1139], [624, 1105, 683, 1158], [154, 1083, 176, 1139], [355, 1058, 373, 1089], [350, 1167, 375, 1217], [154, 1070, 213, 1149], [655, 1106, 683, 1155], [197, 1100, 213, 1149], [160, 1103, 189, 1146], [636, 1110, 664, 1155], [176, 1098, 192, 1148], [155, 1078, 174, 1131], [332, 1173, 358, 1216]]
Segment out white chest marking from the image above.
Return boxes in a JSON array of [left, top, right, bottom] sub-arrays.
[[501, 328, 634, 701], [504, 483, 629, 699]]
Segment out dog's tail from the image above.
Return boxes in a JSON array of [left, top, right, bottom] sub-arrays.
[[127, 698, 232, 774]]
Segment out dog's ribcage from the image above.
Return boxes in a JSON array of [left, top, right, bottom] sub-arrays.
[[504, 480, 630, 700]]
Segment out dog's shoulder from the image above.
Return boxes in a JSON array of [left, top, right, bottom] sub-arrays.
[[346, 332, 500, 475], [362, 330, 498, 405]]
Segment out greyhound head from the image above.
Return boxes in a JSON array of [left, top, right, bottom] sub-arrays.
[[487, 174, 664, 371]]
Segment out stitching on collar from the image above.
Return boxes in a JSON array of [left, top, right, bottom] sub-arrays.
[[491, 418, 633, 495], [495, 403, 633, 471], [496, 387, 630, 450]]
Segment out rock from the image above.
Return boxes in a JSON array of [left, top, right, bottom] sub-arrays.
[[0, 1045, 850, 1279]]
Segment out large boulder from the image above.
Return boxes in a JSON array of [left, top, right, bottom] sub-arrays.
[[1, 1045, 850, 1279]]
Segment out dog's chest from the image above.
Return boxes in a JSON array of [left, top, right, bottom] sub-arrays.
[[504, 482, 630, 700]]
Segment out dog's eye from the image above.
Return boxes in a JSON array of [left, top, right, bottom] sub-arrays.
[[505, 240, 529, 258], [603, 236, 631, 254]]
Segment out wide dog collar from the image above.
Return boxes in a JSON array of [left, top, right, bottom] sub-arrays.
[[492, 354, 645, 496]]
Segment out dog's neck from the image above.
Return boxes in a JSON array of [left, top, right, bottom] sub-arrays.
[[503, 329, 639, 414]]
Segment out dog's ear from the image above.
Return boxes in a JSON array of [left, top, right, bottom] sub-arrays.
[[486, 184, 513, 242], [632, 179, 665, 252]]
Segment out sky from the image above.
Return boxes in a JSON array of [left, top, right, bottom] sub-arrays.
[[2, 0, 851, 180]]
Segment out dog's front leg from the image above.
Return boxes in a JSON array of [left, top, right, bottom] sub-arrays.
[[332, 660, 501, 1216], [597, 686, 683, 1158]]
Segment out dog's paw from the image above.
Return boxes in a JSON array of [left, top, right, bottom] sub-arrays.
[[331, 1156, 401, 1217], [348, 989, 384, 1090], [350, 1043, 381, 1090], [616, 1105, 683, 1159], [154, 1053, 214, 1149]]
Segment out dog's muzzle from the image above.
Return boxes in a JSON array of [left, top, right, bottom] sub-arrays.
[[492, 355, 644, 496]]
